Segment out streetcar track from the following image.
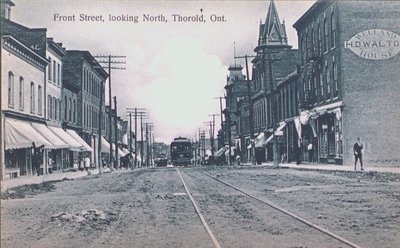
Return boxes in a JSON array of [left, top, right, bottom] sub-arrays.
[[201, 171, 362, 248], [176, 168, 222, 248]]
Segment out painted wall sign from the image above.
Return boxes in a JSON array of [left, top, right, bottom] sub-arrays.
[[344, 29, 400, 60]]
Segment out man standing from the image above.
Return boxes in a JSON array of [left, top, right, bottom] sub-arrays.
[[353, 138, 364, 171], [307, 142, 313, 162]]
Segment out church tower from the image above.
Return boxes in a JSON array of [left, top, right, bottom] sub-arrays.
[[258, 0, 289, 48]]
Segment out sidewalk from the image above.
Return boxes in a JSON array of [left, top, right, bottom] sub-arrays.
[[243, 162, 400, 174], [0, 168, 104, 192]]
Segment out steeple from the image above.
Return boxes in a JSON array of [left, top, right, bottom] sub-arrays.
[[260, 0, 288, 47]]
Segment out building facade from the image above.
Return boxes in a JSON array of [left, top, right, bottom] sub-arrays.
[[250, 0, 299, 163], [293, 0, 400, 165], [62, 50, 108, 168]]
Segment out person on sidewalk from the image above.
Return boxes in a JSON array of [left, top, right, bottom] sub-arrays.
[[353, 138, 364, 171], [32, 142, 44, 176], [84, 155, 91, 172], [307, 142, 313, 162]]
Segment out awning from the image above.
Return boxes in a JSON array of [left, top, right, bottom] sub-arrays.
[[31, 123, 68, 149], [254, 132, 265, 148], [100, 136, 123, 156], [4, 118, 52, 150], [47, 126, 82, 150], [215, 147, 226, 157], [225, 146, 235, 156], [101, 136, 111, 153], [264, 122, 287, 146], [66, 129, 93, 152], [122, 148, 130, 156]]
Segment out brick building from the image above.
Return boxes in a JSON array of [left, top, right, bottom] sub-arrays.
[[223, 64, 248, 161], [250, 0, 299, 163], [293, 0, 400, 165], [62, 50, 108, 168]]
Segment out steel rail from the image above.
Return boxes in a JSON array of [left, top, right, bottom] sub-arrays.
[[202, 172, 362, 248], [177, 168, 222, 248]]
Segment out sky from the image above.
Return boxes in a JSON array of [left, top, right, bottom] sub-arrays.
[[10, 0, 315, 143]]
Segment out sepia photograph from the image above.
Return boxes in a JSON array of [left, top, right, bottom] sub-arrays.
[[1, 0, 400, 247]]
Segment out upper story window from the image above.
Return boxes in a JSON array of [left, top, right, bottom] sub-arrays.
[[325, 62, 331, 99], [54, 98, 58, 120], [38, 86, 42, 116], [324, 17, 329, 52], [69, 98, 72, 122], [333, 59, 339, 97], [48, 57, 52, 81], [19, 77, 24, 110], [48, 95, 52, 119], [57, 64, 61, 85], [30, 82, 35, 113], [64, 96, 68, 120], [318, 23, 322, 56], [53, 60, 57, 84], [331, 12, 336, 49], [8, 71, 14, 108], [73, 100, 76, 123]]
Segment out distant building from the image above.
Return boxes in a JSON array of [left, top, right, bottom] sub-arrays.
[[224, 64, 247, 161], [293, 0, 400, 165]]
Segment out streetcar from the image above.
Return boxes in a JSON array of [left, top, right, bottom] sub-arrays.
[[170, 137, 192, 166]]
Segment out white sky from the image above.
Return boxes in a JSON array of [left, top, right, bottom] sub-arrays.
[[11, 0, 315, 143]]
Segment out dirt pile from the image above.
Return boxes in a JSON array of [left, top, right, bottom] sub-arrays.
[[51, 209, 117, 228]]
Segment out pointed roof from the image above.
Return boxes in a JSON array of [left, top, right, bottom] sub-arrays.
[[261, 0, 288, 46]]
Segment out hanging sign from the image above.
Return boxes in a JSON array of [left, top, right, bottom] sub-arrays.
[[344, 29, 400, 60]]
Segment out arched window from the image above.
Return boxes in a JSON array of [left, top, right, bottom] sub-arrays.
[[325, 62, 330, 99], [324, 17, 329, 52], [19, 76, 24, 110], [8, 71, 14, 107], [30, 82, 35, 113], [333, 58, 338, 97], [331, 12, 336, 48], [38, 86, 42, 116], [318, 23, 322, 55]]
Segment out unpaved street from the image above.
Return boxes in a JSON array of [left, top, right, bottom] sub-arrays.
[[2, 166, 400, 248]]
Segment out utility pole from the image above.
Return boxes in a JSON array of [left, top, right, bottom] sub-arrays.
[[94, 55, 126, 169], [213, 97, 225, 148], [208, 114, 219, 159], [113, 96, 119, 170], [245, 55, 256, 165], [126, 108, 146, 167], [97, 75, 104, 174], [265, 47, 279, 167]]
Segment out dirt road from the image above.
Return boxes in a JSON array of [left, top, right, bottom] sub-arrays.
[[1, 166, 399, 248]]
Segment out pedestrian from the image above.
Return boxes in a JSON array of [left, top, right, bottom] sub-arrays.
[[32, 142, 44, 176], [353, 138, 364, 171], [236, 154, 241, 165], [84, 154, 91, 171], [307, 142, 313, 162]]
